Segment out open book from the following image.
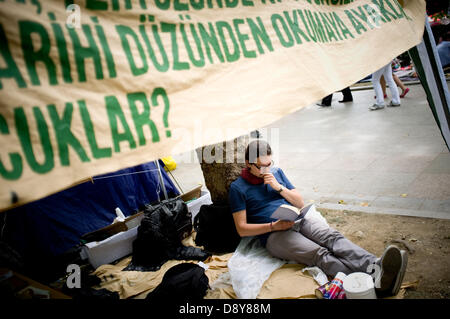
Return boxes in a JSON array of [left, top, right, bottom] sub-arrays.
[[270, 203, 313, 223]]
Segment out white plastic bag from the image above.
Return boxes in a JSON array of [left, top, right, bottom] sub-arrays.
[[301, 266, 329, 286], [304, 204, 329, 227], [227, 236, 285, 299]]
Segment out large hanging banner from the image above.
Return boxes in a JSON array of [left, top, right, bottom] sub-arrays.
[[0, 0, 426, 211]]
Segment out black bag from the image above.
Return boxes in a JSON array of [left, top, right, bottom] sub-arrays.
[[128, 198, 209, 271], [194, 204, 241, 254], [145, 263, 209, 301]]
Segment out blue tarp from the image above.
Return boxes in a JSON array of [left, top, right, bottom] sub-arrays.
[[2, 160, 179, 260]]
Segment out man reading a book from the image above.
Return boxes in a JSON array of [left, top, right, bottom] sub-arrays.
[[228, 140, 408, 297]]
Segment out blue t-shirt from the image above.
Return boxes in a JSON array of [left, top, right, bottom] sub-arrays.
[[228, 167, 295, 246]]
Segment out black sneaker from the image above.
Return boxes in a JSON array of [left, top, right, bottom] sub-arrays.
[[375, 245, 402, 297]]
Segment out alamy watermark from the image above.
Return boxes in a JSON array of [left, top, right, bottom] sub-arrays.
[[66, 4, 81, 29], [66, 264, 81, 288]]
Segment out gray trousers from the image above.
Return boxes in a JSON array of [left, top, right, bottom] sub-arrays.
[[266, 218, 378, 277]]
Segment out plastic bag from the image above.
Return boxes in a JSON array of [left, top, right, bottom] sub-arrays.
[[304, 204, 329, 227], [227, 237, 285, 299], [301, 266, 329, 286]]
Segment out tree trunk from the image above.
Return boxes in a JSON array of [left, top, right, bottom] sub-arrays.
[[196, 135, 250, 205]]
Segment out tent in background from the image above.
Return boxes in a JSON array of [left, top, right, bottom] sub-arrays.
[[0, 160, 179, 281]]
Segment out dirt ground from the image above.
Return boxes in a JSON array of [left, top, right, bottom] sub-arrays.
[[318, 208, 450, 299]]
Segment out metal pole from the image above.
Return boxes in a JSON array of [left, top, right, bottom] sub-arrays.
[[155, 160, 168, 200]]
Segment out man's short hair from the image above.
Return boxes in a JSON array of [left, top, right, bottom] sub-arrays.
[[245, 140, 272, 164]]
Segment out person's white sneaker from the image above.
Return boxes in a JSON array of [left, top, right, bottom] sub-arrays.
[[369, 104, 385, 111], [388, 101, 401, 107]]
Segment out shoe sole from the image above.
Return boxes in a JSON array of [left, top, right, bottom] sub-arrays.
[[369, 106, 384, 111], [388, 104, 401, 107], [391, 250, 408, 296], [377, 245, 402, 293]]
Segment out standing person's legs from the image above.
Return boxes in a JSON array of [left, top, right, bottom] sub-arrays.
[[372, 66, 386, 106], [266, 229, 353, 276], [380, 76, 387, 97], [383, 65, 401, 105], [321, 94, 333, 106], [339, 87, 353, 102], [297, 218, 379, 274]]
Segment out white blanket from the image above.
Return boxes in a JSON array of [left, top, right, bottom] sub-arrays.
[[224, 205, 329, 299]]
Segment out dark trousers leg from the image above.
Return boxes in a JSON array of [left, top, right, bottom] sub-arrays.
[[321, 94, 333, 106], [341, 87, 353, 101]]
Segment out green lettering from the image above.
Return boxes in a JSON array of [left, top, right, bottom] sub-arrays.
[[78, 100, 112, 159], [393, 1, 411, 20], [351, 7, 375, 30], [298, 10, 317, 43], [15, 106, 54, 174], [128, 92, 160, 144], [322, 12, 343, 41], [233, 19, 256, 58], [333, 12, 354, 39], [345, 10, 367, 35], [19, 20, 58, 86], [371, 0, 397, 22], [271, 14, 294, 48], [155, 0, 170, 10], [0, 24, 26, 89], [174, 0, 189, 10], [319, 13, 338, 42], [139, 25, 169, 72], [0, 114, 22, 180], [47, 103, 90, 166], [105, 96, 136, 153], [180, 24, 205, 67], [86, 0, 108, 10], [198, 22, 225, 64], [161, 22, 190, 70], [68, 25, 103, 82], [225, 0, 238, 8], [116, 25, 148, 76], [191, 0, 205, 10], [247, 17, 273, 54], [51, 23, 73, 83], [95, 23, 116, 78], [216, 21, 240, 62], [310, 12, 328, 42], [151, 88, 171, 138], [364, 4, 383, 28], [283, 11, 310, 45]]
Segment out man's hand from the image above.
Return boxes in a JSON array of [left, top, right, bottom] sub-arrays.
[[272, 220, 295, 231], [263, 173, 281, 191]]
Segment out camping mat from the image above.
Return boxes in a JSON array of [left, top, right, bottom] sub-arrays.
[[91, 233, 408, 299]]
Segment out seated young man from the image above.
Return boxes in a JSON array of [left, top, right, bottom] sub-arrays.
[[228, 140, 408, 297]]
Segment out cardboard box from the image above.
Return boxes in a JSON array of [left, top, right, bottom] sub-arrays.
[[80, 227, 138, 269]]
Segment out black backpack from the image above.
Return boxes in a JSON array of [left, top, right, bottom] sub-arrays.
[[193, 204, 241, 254], [128, 198, 209, 271], [145, 263, 209, 301]]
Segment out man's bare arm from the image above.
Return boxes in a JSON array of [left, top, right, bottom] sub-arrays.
[[232, 210, 294, 237], [280, 188, 304, 209]]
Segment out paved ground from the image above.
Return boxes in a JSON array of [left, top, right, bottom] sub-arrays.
[[169, 83, 450, 220]]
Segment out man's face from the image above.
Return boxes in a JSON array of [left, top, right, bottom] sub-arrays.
[[247, 155, 273, 178]]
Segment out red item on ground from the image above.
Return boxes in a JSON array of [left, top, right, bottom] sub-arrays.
[[400, 88, 410, 98]]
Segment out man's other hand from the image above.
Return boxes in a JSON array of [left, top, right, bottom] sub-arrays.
[[273, 220, 295, 231]]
